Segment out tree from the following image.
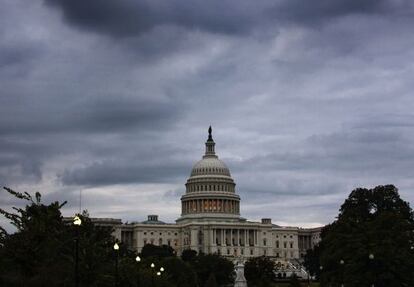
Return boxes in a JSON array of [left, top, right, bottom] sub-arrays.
[[204, 273, 218, 287], [309, 185, 414, 287], [289, 274, 301, 287], [181, 248, 197, 262], [161, 256, 197, 287], [303, 244, 321, 279], [190, 253, 234, 287], [244, 256, 275, 286], [0, 187, 72, 286], [141, 244, 175, 259], [0, 187, 124, 287]]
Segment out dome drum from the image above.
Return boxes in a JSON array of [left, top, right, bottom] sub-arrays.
[[181, 198, 240, 216], [185, 181, 236, 193]]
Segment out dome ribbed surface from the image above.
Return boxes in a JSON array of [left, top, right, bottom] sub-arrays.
[[190, 157, 231, 177]]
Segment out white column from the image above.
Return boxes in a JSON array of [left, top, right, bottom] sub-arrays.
[[254, 230, 257, 245], [210, 228, 214, 249]]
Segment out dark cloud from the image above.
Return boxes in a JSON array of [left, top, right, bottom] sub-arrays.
[[44, 0, 266, 37], [1, 0, 414, 228], [44, 0, 414, 41], [230, 119, 414, 178], [272, 0, 395, 24], [0, 94, 183, 136], [61, 160, 189, 186]]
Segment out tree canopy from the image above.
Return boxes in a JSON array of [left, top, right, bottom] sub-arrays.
[[305, 185, 414, 287], [141, 243, 175, 259], [190, 253, 234, 287], [244, 255, 275, 286], [0, 187, 235, 287], [0, 187, 121, 286]]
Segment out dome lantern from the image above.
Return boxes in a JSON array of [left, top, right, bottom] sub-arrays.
[[204, 126, 216, 158]]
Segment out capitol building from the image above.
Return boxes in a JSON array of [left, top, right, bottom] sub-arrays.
[[103, 127, 321, 261]]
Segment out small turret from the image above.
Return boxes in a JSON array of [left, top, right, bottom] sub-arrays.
[[204, 126, 216, 157]]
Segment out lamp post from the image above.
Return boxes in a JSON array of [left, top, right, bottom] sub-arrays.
[[73, 215, 82, 287], [135, 256, 141, 287], [340, 259, 345, 287], [319, 265, 323, 283], [114, 243, 120, 287], [151, 263, 155, 287], [369, 254, 375, 287]]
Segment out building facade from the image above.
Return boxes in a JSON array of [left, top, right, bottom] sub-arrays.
[[110, 128, 321, 261]]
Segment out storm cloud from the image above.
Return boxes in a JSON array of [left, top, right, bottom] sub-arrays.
[[1, 0, 414, 231]]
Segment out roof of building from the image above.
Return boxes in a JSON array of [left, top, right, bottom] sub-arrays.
[[141, 215, 166, 225]]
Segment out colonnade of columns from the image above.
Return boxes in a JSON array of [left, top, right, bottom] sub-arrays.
[[186, 182, 235, 193], [182, 199, 240, 214], [210, 228, 258, 247], [298, 235, 312, 250]]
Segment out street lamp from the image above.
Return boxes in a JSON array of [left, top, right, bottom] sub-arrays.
[[339, 260, 345, 287], [114, 243, 120, 287], [318, 265, 323, 285], [151, 263, 155, 287], [160, 267, 164, 272], [73, 216, 81, 227], [73, 215, 82, 287], [369, 254, 375, 287], [135, 256, 141, 287]]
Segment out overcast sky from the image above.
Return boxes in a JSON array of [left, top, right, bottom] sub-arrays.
[[1, 0, 414, 230]]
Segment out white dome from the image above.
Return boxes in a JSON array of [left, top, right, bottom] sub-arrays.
[[179, 127, 240, 222], [190, 157, 231, 177]]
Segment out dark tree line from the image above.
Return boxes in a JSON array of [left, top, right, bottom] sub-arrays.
[[304, 185, 414, 287], [3, 184, 413, 287], [0, 187, 234, 287]]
